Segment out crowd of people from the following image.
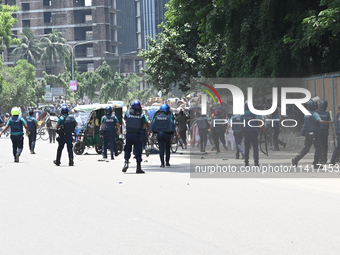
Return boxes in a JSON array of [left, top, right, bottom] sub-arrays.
[[1, 96, 340, 171]]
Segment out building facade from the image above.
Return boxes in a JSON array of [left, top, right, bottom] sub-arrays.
[[3, 0, 119, 77]]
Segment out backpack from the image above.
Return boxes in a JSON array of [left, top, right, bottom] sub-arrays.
[[46, 117, 52, 128]]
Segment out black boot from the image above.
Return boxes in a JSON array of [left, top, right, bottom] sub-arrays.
[[122, 161, 129, 172], [69, 158, 74, 166], [292, 157, 298, 167], [136, 163, 145, 174], [53, 160, 60, 166], [255, 161, 259, 167]]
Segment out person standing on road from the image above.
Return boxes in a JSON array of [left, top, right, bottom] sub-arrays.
[[0, 107, 30, 162], [292, 100, 333, 168], [53, 106, 78, 166], [26, 110, 38, 154], [194, 113, 210, 152], [329, 104, 340, 165], [317, 100, 334, 164], [150, 104, 176, 167], [226, 114, 245, 159], [100, 106, 121, 160], [241, 103, 260, 167], [46, 112, 58, 143], [175, 110, 188, 149], [122, 100, 148, 174], [211, 110, 228, 154]]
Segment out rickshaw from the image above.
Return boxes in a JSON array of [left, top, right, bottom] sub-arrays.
[[73, 104, 124, 156]]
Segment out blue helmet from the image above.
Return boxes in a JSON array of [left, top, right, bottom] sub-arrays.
[[318, 100, 328, 111], [160, 104, 170, 113], [245, 102, 249, 110], [105, 106, 112, 115], [307, 100, 318, 111], [131, 100, 141, 110], [61, 106, 69, 114]]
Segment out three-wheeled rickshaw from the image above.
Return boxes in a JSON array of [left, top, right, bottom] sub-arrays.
[[72, 104, 124, 156]]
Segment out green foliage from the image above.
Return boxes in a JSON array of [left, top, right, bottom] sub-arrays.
[[0, 4, 19, 50], [12, 28, 42, 65], [0, 60, 37, 109], [142, 0, 340, 93], [40, 29, 70, 68]]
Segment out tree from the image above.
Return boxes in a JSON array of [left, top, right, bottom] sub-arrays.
[[40, 29, 70, 68], [80, 71, 103, 101], [0, 4, 20, 50], [12, 28, 42, 65], [0, 60, 37, 110], [141, 0, 340, 93]]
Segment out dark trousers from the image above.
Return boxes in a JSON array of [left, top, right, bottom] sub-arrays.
[[124, 132, 142, 164], [244, 131, 259, 163], [330, 135, 340, 163], [158, 132, 171, 165], [28, 131, 36, 151], [318, 129, 329, 163], [294, 132, 321, 165], [133, 130, 147, 155], [48, 129, 56, 143], [198, 129, 208, 151], [233, 132, 244, 157], [179, 130, 187, 146], [56, 134, 73, 163], [10, 134, 24, 158], [212, 132, 226, 153], [102, 132, 115, 157], [273, 128, 285, 149]]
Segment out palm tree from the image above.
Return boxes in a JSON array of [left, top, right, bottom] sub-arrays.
[[40, 29, 70, 68], [12, 27, 42, 65]]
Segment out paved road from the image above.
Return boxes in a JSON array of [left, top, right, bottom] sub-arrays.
[[1, 136, 340, 254]]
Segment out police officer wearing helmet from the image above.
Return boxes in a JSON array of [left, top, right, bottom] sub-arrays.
[[329, 104, 340, 165], [241, 102, 260, 166], [100, 105, 121, 160], [26, 110, 38, 154], [0, 107, 31, 162], [292, 99, 333, 168], [150, 104, 176, 167], [317, 100, 334, 163], [226, 114, 245, 159], [53, 106, 78, 166], [122, 100, 148, 173], [211, 109, 228, 154]]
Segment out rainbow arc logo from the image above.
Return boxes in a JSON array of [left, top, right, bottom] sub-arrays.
[[197, 82, 223, 107]]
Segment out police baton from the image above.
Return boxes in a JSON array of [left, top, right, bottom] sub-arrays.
[[330, 111, 336, 148]]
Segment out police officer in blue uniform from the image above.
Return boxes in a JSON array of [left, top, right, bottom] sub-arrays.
[[122, 100, 148, 173], [211, 110, 228, 153], [292, 100, 333, 168], [0, 107, 31, 162], [195, 113, 210, 152], [53, 106, 78, 166], [26, 110, 38, 154], [241, 103, 260, 166], [317, 100, 334, 163], [226, 114, 245, 159], [329, 104, 340, 165], [100, 106, 121, 160], [150, 104, 176, 167]]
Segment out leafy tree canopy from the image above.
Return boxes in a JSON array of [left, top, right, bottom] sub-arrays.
[[140, 0, 340, 92]]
